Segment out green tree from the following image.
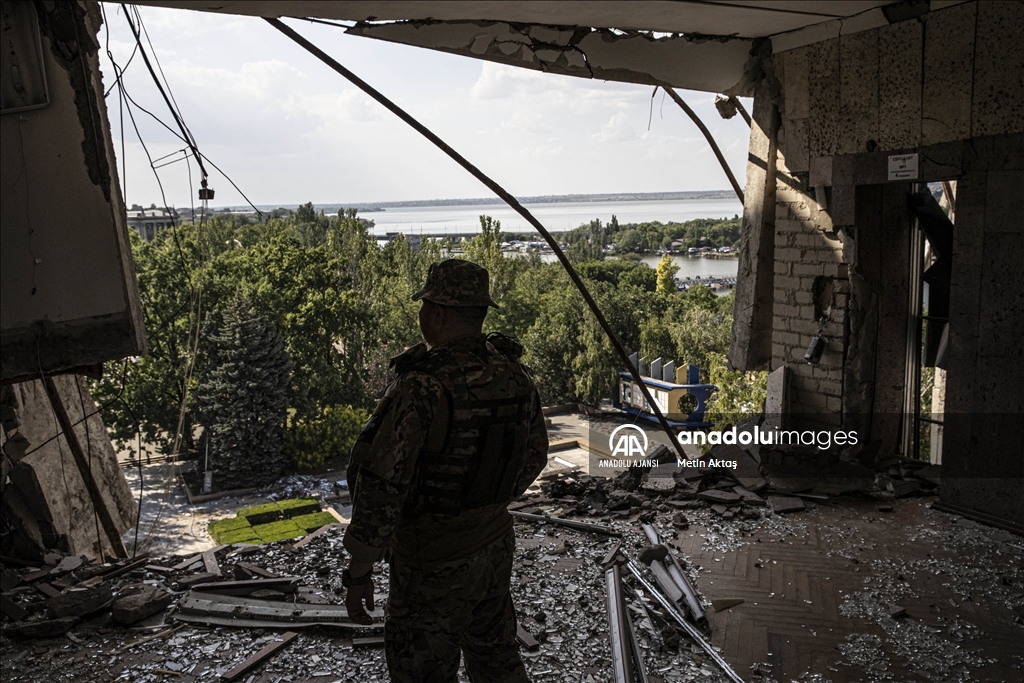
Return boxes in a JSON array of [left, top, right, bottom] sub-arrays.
[[195, 296, 292, 489]]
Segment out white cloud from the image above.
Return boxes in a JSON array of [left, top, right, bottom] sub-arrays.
[[593, 112, 636, 143], [98, 7, 754, 206]]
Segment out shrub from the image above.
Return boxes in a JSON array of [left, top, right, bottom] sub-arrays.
[[285, 404, 368, 471]]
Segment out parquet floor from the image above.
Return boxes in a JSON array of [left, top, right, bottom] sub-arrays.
[[672, 497, 1023, 682]]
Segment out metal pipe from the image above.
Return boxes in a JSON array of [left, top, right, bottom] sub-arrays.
[[605, 564, 634, 683], [625, 596, 651, 683], [510, 510, 621, 536], [641, 523, 705, 622], [264, 17, 692, 468], [625, 560, 746, 683], [662, 86, 745, 204]]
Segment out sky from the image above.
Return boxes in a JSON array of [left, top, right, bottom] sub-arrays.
[[98, 4, 753, 209]]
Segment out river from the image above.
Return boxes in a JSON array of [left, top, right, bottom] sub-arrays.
[[366, 197, 742, 236], [371, 197, 742, 280]]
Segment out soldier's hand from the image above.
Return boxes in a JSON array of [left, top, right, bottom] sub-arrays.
[[346, 580, 375, 625]]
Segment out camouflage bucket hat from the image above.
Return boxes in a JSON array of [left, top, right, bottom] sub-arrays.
[[411, 259, 499, 308]]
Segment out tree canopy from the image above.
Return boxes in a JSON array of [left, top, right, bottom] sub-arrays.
[[95, 207, 762, 477]]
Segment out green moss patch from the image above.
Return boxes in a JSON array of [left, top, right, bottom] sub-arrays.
[[209, 498, 327, 544], [290, 511, 337, 532], [252, 520, 304, 543], [217, 527, 260, 545]]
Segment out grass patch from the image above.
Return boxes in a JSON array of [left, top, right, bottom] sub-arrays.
[[209, 498, 327, 544], [252, 520, 304, 543], [290, 511, 337, 532]]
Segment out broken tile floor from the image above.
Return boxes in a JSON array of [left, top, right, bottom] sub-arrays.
[[2, 489, 1021, 683]]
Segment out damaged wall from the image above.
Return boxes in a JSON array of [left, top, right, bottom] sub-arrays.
[[347, 20, 756, 96], [730, 1, 1023, 527], [1, 374, 137, 561], [0, 0, 146, 382]]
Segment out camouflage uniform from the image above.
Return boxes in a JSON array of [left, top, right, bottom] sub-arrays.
[[345, 260, 548, 683]]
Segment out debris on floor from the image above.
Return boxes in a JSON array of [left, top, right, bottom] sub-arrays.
[[1, 439, 1019, 683]]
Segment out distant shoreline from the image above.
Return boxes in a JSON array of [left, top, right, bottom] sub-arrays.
[[214, 190, 736, 213]]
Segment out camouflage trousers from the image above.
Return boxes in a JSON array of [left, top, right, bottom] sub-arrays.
[[385, 529, 530, 683]]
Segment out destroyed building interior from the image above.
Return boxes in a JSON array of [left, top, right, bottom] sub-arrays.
[[1, 1, 1021, 682]]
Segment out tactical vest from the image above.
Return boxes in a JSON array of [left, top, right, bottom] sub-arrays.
[[401, 335, 534, 517]]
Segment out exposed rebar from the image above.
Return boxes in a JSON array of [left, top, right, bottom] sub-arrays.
[[662, 86, 745, 203]]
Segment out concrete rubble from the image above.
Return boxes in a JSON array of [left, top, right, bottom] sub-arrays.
[[0, 441, 1020, 683]]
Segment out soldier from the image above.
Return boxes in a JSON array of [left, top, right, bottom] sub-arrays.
[[343, 259, 548, 683]]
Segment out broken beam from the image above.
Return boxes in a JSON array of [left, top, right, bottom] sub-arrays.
[[510, 511, 620, 536], [221, 631, 298, 681], [515, 622, 540, 652]]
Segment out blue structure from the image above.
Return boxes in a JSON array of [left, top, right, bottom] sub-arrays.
[[612, 355, 717, 428]]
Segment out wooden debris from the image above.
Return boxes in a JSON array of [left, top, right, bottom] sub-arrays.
[[7, 616, 78, 639], [601, 542, 623, 567], [1, 594, 28, 621], [352, 636, 386, 647], [170, 554, 203, 571], [47, 585, 113, 619], [234, 561, 280, 579], [173, 591, 385, 629], [190, 577, 299, 596], [35, 582, 61, 598], [698, 490, 743, 504], [202, 549, 221, 576], [323, 507, 349, 525], [144, 565, 176, 574], [767, 496, 806, 514], [221, 631, 298, 681], [0, 568, 22, 591], [711, 598, 744, 612], [95, 556, 151, 582], [53, 555, 84, 574], [112, 624, 185, 655], [289, 523, 342, 550], [112, 585, 174, 625], [176, 572, 220, 587], [516, 622, 540, 651], [22, 567, 52, 583]]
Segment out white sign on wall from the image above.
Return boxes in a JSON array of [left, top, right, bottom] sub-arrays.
[[888, 153, 920, 181]]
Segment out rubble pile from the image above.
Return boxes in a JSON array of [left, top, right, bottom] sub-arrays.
[[2, 440, 1018, 682]]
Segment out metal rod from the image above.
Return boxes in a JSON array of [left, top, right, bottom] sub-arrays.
[[264, 17, 691, 467], [730, 95, 752, 127], [625, 560, 746, 683], [641, 523, 704, 621], [510, 510, 621, 536], [625, 595, 651, 683], [662, 86, 745, 203], [605, 564, 634, 683]]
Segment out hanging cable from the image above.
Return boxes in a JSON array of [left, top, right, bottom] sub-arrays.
[[121, 4, 209, 194], [265, 18, 690, 467]]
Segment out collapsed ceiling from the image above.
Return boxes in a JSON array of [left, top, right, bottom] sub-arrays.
[[133, 1, 969, 95]]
